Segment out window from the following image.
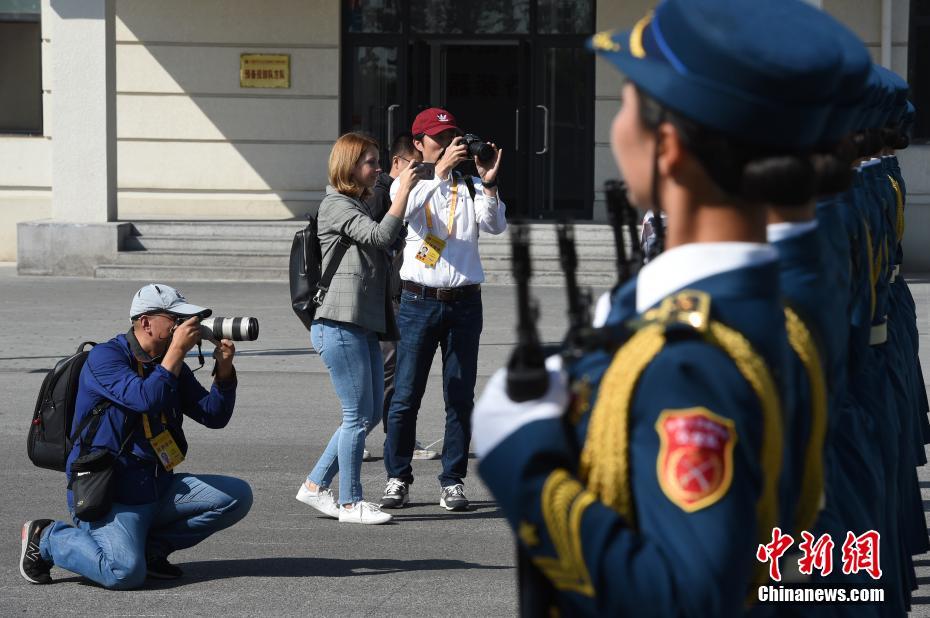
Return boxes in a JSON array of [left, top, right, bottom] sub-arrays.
[[909, 0, 930, 141], [0, 0, 42, 134]]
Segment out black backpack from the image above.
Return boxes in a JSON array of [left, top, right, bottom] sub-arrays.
[[289, 213, 352, 331], [27, 341, 108, 471]]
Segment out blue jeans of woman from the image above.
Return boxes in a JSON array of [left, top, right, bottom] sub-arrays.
[[308, 318, 384, 504], [39, 473, 252, 590]]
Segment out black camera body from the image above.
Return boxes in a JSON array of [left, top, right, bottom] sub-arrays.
[[461, 133, 495, 164]]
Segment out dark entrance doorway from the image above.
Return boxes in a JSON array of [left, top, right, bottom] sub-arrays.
[[412, 42, 528, 216], [341, 1, 595, 220]]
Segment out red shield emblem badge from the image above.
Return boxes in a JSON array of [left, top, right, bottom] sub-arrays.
[[655, 407, 737, 512]]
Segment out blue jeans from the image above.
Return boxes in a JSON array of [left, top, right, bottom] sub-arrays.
[[39, 473, 252, 590], [384, 289, 482, 487], [308, 319, 384, 504]]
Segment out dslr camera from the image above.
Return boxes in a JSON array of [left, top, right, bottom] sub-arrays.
[[461, 134, 495, 164]]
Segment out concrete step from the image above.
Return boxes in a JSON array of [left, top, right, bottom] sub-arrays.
[[124, 235, 292, 252], [123, 234, 625, 257], [129, 220, 307, 239], [94, 262, 615, 287], [126, 220, 618, 239], [94, 263, 288, 282], [107, 250, 289, 268], [121, 235, 614, 262], [103, 220, 631, 285], [107, 248, 618, 272], [127, 221, 622, 245]]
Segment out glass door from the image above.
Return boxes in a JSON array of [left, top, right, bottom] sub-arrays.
[[433, 42, 529, 217], [530, 44, 594, 219], [341, 0, 595, 219], [341, 43, 403, 166]]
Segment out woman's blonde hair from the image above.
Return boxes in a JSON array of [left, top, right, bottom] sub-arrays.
[[328, 132, 380, 199]]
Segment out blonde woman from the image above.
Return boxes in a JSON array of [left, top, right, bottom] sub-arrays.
[[296, 132, 421, 524]]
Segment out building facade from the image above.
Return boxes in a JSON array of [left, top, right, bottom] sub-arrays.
[[2, 0, 928, 270]]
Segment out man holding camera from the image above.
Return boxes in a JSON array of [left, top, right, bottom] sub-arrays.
[[20, 284, 252, 589], [382, 108, 506, 511]]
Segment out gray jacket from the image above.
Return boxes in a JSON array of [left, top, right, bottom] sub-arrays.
[[314, 185, 403, 338]]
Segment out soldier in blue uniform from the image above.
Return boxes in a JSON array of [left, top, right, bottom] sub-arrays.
[[850, 70, 915, 613], [472, 0, 860, 615]]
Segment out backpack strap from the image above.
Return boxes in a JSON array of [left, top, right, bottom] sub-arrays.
[[72, 401, 139, 459], [313, 236, 353, 306], [69, 400, 109, 447]]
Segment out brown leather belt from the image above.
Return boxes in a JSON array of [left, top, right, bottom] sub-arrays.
[[402, 280, 481, 302]]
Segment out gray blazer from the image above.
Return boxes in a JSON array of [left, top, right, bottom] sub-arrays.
[[314, 185, 403, 338]]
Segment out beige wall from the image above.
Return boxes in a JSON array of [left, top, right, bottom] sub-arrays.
[[114, 0, 339, 220], [0, 136, 51, 261], [591, 0, 930, 270], [593, 0, 651, 219], [2, 0, 929, 269]]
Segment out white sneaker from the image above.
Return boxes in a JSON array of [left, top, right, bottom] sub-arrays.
[[295, 484, 340, 518], [339, 501, 393, 525], [412, 440, 439, 460]]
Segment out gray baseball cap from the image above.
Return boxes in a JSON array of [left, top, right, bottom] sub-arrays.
[[129, 284, 212, 320]]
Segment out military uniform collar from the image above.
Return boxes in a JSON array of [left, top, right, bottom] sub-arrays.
[[635, 242, 777, 314], [766, 220, 818, 243], [126, 328, 162, 364]]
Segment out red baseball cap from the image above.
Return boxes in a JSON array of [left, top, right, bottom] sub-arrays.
[[411, 107, 460, 137]]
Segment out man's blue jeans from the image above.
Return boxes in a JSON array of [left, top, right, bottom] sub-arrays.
[[308, 319, 384, 504], [384, 289, 483, 487], [39, 473, 252, 590]]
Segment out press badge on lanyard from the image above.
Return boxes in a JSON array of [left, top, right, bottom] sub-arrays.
[[137, 361, 185, 471], [416, 180, 458, 269]]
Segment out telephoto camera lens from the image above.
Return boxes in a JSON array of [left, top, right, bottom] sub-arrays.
[[200, 317, 259, 342], [462, 133, 495, 164]]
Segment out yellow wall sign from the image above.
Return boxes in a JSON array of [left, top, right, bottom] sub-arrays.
[[240, 54, 290, 88]]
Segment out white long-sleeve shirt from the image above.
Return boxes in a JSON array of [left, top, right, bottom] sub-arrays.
[[390, 173, 507, 288]]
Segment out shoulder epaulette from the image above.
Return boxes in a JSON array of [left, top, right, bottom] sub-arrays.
[[634, 289, 711, 334]]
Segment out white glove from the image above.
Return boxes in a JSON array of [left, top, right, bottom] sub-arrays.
[[591, 291, 613, 328], [473, 355, 569, 458]]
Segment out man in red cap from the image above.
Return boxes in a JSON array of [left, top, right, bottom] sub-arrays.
[[381, 107, 507, 511]]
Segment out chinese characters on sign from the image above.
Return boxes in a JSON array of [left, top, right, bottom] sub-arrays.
[[757, 528, 882, 581], [240, 54, 290, 88]]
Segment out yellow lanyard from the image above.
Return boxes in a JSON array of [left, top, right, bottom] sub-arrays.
[[424, 178, 459, 240], [136, 360, 168, 439]]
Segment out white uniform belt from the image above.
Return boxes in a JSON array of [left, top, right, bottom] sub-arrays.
[[869, 320, 888, 346]]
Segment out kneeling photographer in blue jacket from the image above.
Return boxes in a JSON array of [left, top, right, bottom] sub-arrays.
[[20, 284, 252, 589]]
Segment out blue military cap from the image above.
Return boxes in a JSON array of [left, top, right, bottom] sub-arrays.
[[900, 100, 916, 137], [589, 0, 847, 150], [853, 66, 888, 132], [818, 16, 872, 144], [875, 65, 910, 126]]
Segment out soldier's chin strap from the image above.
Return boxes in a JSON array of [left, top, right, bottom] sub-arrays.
[[650, 110, 666, 256]]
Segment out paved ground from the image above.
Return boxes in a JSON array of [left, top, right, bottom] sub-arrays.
[[0, 266, 928, 616]]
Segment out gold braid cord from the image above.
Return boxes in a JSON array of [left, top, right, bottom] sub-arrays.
[[783, 308, 828, 533], [888, 176, 905, 244], [704, 321, 783, 590], [863, 221, 878, 320], [579, 324, 666, 523], [533, 469, 597, 597], [544, 291, 781, 599]]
